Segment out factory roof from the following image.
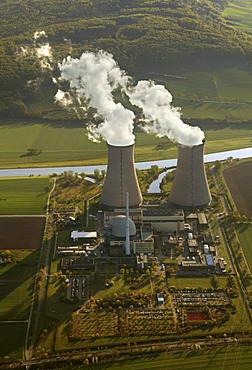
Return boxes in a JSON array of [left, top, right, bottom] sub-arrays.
[[205, 254, 214, 266], [71, 231, 97, 240], [143, 206, 184, 217], [188, 239, 198, 247], [198, 213, 208, 225]]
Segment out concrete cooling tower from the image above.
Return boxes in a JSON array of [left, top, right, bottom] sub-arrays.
[[169, 142, 211, 208], [101, 143, 143, 208]]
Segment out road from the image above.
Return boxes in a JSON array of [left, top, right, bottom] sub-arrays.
[[25, 179, 56, 360]]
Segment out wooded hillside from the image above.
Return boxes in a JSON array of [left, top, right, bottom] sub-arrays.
[[1, 0, 252, 117]]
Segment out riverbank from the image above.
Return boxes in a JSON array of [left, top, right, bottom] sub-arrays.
[[0, 147, 251, 178], [0, 119, 252, 169]]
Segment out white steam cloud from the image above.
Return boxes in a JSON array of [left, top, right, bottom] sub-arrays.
[[57, 51, 134, 146], [126, 81, 205, 146], [33, 32, 53, 70], [19, 31, 53, 71], [56, 50, 204, 147]]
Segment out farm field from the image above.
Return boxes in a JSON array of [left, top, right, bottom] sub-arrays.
[[223, 0, 252, 34], [0, 323, 27, 359], [0, 120, 251, 168], [0, 250, 38, 321], [0, 217, 45, 249], [236, 224, 252, 274], [145, 59, 252, 121], [151, 60, 252, 102], [0, 176, 53, 214], [223, 161, 252, 217], [83, 346, 252, 370]]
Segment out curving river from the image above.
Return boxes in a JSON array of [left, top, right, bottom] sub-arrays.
[[0, 147, 251, 179]]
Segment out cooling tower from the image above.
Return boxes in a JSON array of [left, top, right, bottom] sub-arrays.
[[169, 142, 211, 208], [101, 143, 142, 208]]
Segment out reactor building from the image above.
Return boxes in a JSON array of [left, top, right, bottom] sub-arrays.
[[100, 143, 143, 209], [169, 141, 211, 208]]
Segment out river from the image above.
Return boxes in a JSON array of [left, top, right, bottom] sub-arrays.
[[0, 147, 251, 180]]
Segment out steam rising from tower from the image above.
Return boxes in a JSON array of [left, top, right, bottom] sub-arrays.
[[55, 50, 205, 147], [55, 50, 208, 209], [56, 51, 135, 147], [101, 143, 142, 208], [127, 81, 205, 147], [169, 142, 211, 208]]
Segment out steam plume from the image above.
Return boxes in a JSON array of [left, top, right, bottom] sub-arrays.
[[33, 31, 53, 70], [126, 81, 204, 147], [19, 31, 53, 71], [56, 50, 204, 147], [57, 51, 135, 146]]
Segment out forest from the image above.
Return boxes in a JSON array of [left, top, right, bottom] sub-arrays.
[[0, 0, 252, 117]]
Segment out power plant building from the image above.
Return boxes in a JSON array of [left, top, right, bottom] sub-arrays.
[[101, 143, 143, 209], [169, 142, 211, 208]]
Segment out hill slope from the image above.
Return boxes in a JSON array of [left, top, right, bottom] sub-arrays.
[[1, 0, 252, 118]]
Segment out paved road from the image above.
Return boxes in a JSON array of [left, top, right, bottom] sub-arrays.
[[0, 215, 45, 217], [25, 179, 56, 360]]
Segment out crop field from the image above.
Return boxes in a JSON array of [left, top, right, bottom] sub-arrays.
[[86, 346, 252, 370], [0, 323, 27, 358], [180, 101, 252, 121], [0, 250, 38, 321], [0, 217, 45, 249], [0, 176, 53, 214], [147, 60, 252, 121], [223, 161, 252, 217], [0, 120, 252, 168], [236, 224, 252, 273], [223, 0, 252, 34], [152, 61, 252, 102]]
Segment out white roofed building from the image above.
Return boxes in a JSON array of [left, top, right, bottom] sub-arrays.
[[71, 230, 97, 242]]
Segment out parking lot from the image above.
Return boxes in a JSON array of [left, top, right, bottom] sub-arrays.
[[173, 290, 229, 307], [66, 276, 89, 301]]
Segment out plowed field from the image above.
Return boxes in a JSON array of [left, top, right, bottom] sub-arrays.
[[0, 217, 45, 250], [223, 161, 252, 217]]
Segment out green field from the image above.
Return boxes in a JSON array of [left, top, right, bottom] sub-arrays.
[[152, 61, 252, 101], [0, 323, 27, 359], [0, 250, 38, 320], [0, 120, 251, 169], [0, 176, 53, 214], [144, 59, 252, 122], [237, 224, 252, 273], [81, 346, 252, 370], [223, 0, 252, 34]]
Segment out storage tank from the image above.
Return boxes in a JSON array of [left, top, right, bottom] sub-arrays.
[[203, 244, 209, 254], [169, 141, 211, 208], [101, 143, 143, 208]]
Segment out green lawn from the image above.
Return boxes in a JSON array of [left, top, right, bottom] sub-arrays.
[[236, 224, 252, 273], [0, 176, 53, 214], [0, 250, 38, 320], [223, 0, 252, 34]]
